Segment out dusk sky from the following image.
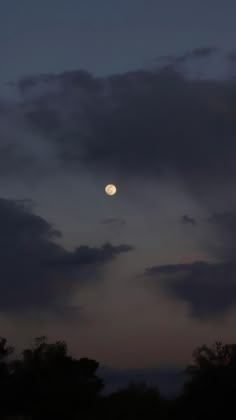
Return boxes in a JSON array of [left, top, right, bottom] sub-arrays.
[[1, 0, 236, 373]]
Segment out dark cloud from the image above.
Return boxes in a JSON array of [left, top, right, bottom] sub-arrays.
[[187, 47, 220, 59], [207, 211, 236, 260], [49, 243, 132, 267], [101, 218, 126, 227], [7, 58, 235, 192], [17, 70, 101, 96], [160, 47, 219, 66], [144, 210, 236, 320], [0, 198, 132, 315], [180, 214, 197, 226], [208, 211, 236, 230], [0, 105, 58, 179], [146, 261, 236, 319], [227, 51, 236, 62]]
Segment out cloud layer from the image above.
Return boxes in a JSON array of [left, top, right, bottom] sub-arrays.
[[0, 198, 132, 315], [1, 51, 236, 322], [9, 59, 235, 193], [145, 210, 236, 320], [146, 261, 236, 319], [180, 215, 197, 226]]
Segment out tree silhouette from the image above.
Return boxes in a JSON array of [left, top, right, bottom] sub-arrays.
[[0, 336, 13, 377], [0, 337, 13, 417], [105, 382, 164, 420], [11, 336, 104, 418], [2, 336, 236, 419], [183, 341, 236, 418]]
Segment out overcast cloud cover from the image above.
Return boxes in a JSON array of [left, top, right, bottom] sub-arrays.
[[0, 48, 235, 200]]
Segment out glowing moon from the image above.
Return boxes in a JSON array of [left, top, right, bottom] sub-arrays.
[[105, 184, 117, 196]]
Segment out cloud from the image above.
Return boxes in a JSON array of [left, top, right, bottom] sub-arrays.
[[144, 209, 236, 320], [1, 49, 234, 325], [49, 243, 132, 267], [146, 261, 236, 319], [159, 47, 220, 66], [0, 198, 132, 315], [180, 214, 197, 226], [0, 104, 60, 179], [5, 56, 234, 194], [187, 47, 220, 59], [207, 211, 236, 260], [208, 211, 236, 230], [101, 218, 126, 227], [227, 51, 236, 62]]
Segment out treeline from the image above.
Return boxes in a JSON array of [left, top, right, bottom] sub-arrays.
[[0, 337, 236, 419]]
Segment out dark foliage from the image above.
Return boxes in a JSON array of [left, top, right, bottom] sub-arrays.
[[103, 382, 165, 419], [0, 337, 235, 419], [0, 336, 103, 419], [181, 341, 236, 419]]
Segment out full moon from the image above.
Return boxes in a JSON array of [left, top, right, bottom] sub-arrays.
[[105, 184, 117, 196]]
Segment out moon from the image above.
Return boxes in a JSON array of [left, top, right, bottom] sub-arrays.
[[105, 184, 117, 196]]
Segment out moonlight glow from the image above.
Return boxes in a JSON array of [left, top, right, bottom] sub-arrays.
[[105, 184, 117, 196]]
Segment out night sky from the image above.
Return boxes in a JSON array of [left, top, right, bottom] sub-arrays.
[[1, 0, 236, 374]]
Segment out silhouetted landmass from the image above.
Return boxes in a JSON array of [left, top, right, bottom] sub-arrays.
[[0, 337, 236, 419]]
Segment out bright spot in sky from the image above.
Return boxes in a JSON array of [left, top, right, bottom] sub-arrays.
[[105, 184, 117, 196]]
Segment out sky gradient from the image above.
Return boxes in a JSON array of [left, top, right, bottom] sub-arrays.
[[0, 0, 236, 373]]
